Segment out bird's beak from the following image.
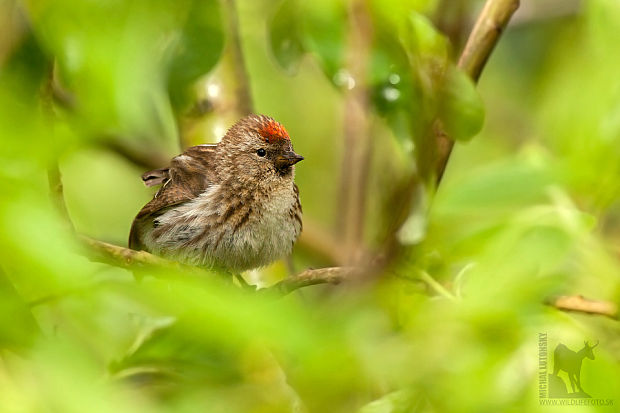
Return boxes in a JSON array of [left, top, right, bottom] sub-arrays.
[[275, 151, 304, 169]]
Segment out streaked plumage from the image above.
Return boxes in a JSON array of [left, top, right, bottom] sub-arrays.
[[129, 114, 303, 271]]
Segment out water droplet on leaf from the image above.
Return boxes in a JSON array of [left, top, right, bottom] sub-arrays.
[[333, 69, 355, 90], [206, 83, 220, 99], [382, 87, 400, 102]]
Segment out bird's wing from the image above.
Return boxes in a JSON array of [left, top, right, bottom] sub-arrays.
[[128, 144, 217, 249]]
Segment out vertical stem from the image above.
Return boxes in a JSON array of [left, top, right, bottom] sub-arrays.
[[457, 0, 520, 83], [383, 0, 520, 262], [337, 0, 372, 263], [43, 61, 75, 231], [47, 163, 74, 232], [433, 0, 469, 54], [222, 0, 254, 115], [435, 0, 520, 185]]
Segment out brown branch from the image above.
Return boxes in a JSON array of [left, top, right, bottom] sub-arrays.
[[101, 139, 171, 171], [80, 229, 353, 291], [222, 0, 253, 115], [77, 230, 353, 294], [47, 163, 75, 231], [266, 267, 358, 296], [435, 0, 520, 184], [265, 270, 620, 322], [79, 235, 183, 270], [59, 230, 620, 317], [433, 0, 469, 53], [81, 233, 356, 293], [42, 62, 76, 233], [548, 295, 618, 320], [458, 0, 520, 82], [0, 1, 27, 67], [76, 234, 620, 317]]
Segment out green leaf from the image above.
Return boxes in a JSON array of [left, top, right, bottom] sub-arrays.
[[369, 0, 437, 30], [404, 11, 449, 61], [367, 10, 441, 145], [368, 30, 416, 142], [358, 390, 421, 413], [268, 0, 305, 74], [301, 0, 347, 82], [0, 268, 40, 351], [438, 66, 485, 142], [167, 0, 224, 108], [267, 0, 346, 81], [25, 0, 223, 138]]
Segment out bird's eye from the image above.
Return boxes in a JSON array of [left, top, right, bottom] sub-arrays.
[[257, 148, 266, 157]]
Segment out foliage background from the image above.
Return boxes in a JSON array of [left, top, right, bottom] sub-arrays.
[[1, 0, 619, 412]]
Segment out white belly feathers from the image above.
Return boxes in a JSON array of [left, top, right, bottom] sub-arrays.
[[144, 184, 301, 271]]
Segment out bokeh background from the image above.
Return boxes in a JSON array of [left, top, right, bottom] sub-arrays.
[[1, 0, 619, 411]]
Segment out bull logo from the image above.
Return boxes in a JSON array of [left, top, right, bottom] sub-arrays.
[[550, 340, 599, 398]]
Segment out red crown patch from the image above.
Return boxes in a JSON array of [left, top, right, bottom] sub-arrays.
[[259, 119, 290, 143]]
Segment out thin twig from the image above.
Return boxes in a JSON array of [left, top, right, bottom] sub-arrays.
[[81, 233, 356, 294], [79, 231, 354, 293], [222, 0, 253, 115], [433, 0, 469, 52], [76, 234, 620, 318], [43, 59, 75, 109], [548, 295, 618, 320], [43, 62, 75, 232], [78, 235, 212, 279], [435, 0, 520, 184], [384, 0, 519, 261], [265, 267, 358, 296], [101, 140, 171, 171], [66, 232, 620, 318], [417, 270, 455, 300], [47, 163, 75, 232], [457, 0, 520, 82]]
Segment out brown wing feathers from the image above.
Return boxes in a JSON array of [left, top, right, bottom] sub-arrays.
[[128, 145, 216, 249], [141, 168, 169, 187]]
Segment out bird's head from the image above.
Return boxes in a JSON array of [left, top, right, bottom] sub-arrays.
[[216, 114, 303, 184]]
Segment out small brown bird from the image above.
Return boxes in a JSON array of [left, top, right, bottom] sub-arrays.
[[129, 114, 303, 272]]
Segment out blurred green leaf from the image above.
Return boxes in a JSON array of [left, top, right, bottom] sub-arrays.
[[301, 0, 347, 82], [268, 0, 305, 75], [438, 66, 485, 141], [403, 11, 449, 63], [167, 0, 224, 108], [111, 317, 243, 388], [0, 268, 40, 351], [398, 11, 450, 178], [267, 0, 347, 82], [24, 0, 223, 139], [358, 389, 421, 413]]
